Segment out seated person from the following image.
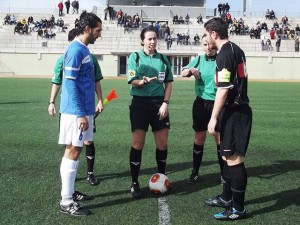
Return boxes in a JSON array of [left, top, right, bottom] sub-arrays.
[[22, 23, 28, 35], [197, 14, 203, 24], [4, 14, 10, 25], [261, 22, 268, 32], [173, 15, 178, 24], [270, 10, 276, 20], [185, 13, 190, 24], [265, 9, 270, 20], [194, 33, 200, 45], [10, 14, 16, 25], [178, 15, 184, 24]]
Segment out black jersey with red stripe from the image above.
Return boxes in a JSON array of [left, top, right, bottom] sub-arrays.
[[215, 41, 249, 107]]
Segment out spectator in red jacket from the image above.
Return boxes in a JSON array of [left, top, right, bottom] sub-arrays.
[[58, 1, 63, 16]]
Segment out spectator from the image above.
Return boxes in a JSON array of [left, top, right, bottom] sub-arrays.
[[173, 15, 178, 24], [185, 13, 190, 24], [270, 10, 276, 20], [276, 37, 281, 52], [225, 2, 230, 13], [65, 0, 71, 14], [194, 33, 200, 45], [269, 28, 276, 40], [37, 28, 43, 39], [74, 18, 79, 28], [265, 9, 270, 20], [22, 23, 28, 35], [197, 14, 203, 24], [266, 38, 272, 51], [72, 0, 79, 14], [218, 2, 222, 15], [295, 36, 300, 52], [281, 15, 288, 26], [163, 23, 170, 40], [295, 24, 300, 36], [178, 15, 184, 24], [10, 14, 16, 25], [4, 14, 10, 25], [104, 5, 109, 20], [166, 35, 172, 50], [58, 1, 63, 16]]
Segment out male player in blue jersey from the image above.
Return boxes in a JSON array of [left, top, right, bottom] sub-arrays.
[[58, 11, 102, 216]]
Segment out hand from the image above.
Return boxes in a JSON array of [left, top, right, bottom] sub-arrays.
[[96, 100, 104, 113], [208, 118, 217, 135], [48, 103, 56, 116], [190, 68, 200, 80], [143, 76, 157, 84], [157, 102, 168, 120], [78, 116, 89, 131]]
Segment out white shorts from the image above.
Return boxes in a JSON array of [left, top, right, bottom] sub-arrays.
[[59, 114, 93, 147]]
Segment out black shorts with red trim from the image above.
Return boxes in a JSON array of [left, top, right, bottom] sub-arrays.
[[129, 96, 170, 132], [219, 104, 252, 157]]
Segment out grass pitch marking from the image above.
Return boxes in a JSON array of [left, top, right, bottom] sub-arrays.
[[158, 196, 171, 225]]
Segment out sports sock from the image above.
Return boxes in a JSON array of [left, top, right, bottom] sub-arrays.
[[60, 157, 79, 205], [156, 148, 168, 174], [217, 145, 224, 176], [86, 143, 95, 174], [220, 161, 232, 201], [192, 143, 203, 174], [130, 146, 142, 183], [230, 163, 248, 211]]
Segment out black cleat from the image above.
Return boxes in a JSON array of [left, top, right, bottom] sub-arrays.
[[73, 191, 93, 201], [130, 182, 142, 198], [187, 172, 199, 184], [59, 202, 91, 216], [204, 195, 232, 208], [87, 173, 100, 186], [214, 207, 247, 220]]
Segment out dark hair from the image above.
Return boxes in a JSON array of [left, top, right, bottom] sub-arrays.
[[202, 33, 207, 39], [140, 27, 157, 46], [204, 17, 228, 39], [68, 28, 80, 41], [77, 11, 102, 34]]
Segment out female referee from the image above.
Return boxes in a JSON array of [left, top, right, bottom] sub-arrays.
[[127, 27, 173, 198]]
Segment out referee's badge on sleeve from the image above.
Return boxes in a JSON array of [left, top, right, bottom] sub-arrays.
[[129, 70, 136, 77], [158, 72, 165, 83]]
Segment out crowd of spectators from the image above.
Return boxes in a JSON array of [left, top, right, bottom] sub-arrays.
[[3, 14, 68, 39]]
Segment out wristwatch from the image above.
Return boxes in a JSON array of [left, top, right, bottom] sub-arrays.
[[163, 100, 169, 105]]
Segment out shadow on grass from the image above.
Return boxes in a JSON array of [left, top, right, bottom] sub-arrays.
[[84, 159, 300, 214], [246, 187, 300, 217]]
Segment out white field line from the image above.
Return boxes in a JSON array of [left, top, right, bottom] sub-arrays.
[[158, 196, 171, 225]]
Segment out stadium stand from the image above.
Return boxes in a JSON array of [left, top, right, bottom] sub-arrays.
[[0, 4, 300, 79]]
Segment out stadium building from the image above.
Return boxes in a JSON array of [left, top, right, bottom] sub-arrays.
[[0, 0, 299, 79]]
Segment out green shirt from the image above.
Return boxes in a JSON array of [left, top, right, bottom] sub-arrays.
[[183, 55, 217, 100], [51, 54, 103, 84], [127, 50, 173, 97]]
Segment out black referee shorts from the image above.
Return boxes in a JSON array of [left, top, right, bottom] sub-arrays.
[[219, 104, 252, 157], [192, 97, 218, 132], [129, 96, 170, 132]]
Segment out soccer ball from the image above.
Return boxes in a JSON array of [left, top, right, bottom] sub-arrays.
[[149, 173, 170, 195]]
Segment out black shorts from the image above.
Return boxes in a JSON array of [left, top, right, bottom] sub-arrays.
[[192, 97, 217, 132], [129, 96, 170, 132], [219, 104, 252, 157]]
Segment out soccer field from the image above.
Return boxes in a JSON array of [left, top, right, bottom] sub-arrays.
[[0, 78, 299, 225]]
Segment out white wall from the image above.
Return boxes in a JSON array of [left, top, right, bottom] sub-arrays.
[[0, 52, 299, 80]]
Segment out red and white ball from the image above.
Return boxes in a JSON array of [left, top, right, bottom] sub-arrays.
[[149, 173, 170, 195]]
